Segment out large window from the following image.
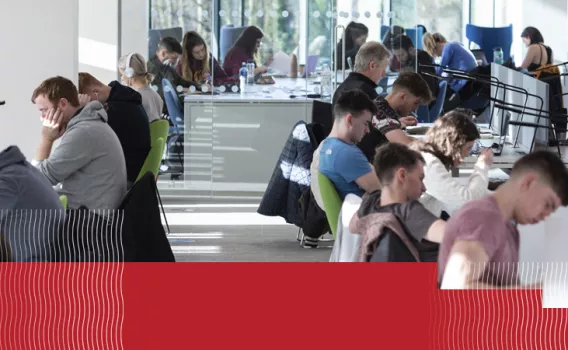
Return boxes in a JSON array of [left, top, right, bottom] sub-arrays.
[[396, 0, 465, 42], [150, 0, 214, 46]]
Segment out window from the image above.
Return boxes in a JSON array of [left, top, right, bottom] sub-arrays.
[[150, 0, 214, 46], [396, 0, 465, 43]]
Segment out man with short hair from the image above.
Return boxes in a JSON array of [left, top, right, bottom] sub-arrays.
[[147, 36, 193, 104], [31, 76, 127, 210], [350, 142, 445, 262], [389, 34, 439, 98], [358, 72, 434, 161], [318, 90, 381, 200], [439, 151, 568, 289], [332, 41, 390, 105], [78, 72, 151, 185]]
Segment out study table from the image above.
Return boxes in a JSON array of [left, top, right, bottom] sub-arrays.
[[182, 77, 329, 192]]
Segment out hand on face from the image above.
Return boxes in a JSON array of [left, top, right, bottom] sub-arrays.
[[78, 94, 91, 108], [41, 108, 66, 142]]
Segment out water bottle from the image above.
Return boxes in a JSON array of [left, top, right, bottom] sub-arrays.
[[321, 64, 332, 97], [239, 62, 248, 94], [246, 59, 255, 84], [493, 47, 504, 65]]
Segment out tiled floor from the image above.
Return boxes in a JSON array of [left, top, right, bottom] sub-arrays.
[[159, 185, 332, 262]]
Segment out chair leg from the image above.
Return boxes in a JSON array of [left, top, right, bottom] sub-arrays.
[[296, 227, 302, 241], [156, 187, 170, 234]]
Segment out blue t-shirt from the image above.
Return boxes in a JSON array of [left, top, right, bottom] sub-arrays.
[[318, 138, 372, 199], [436, 42, 477, 93]]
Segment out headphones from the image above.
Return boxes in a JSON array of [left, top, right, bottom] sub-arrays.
[[124, 53, 135, 78]]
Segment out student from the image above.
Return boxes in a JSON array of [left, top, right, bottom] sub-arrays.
[[147, 36, 193, 106], [177, 31, 228, 85], [357, 72, 433, 161], [78, 72, 151, 186], [223, 26, 268, 77], [350, 142, 446, 262], [118, 52, 164, 122], [439, 151, 568, 289], [318, 90, 380, 200], [0, 145, 63, 261], [31, 76, 127, 210], [390, 34, 438, 98], [422, 32, 477, 100], [411, 109, 492, 217], [519, 26, 552, 71], [332, 41, 390, 105], [382, 26, 405, 72], [336, 21, 369, 70]]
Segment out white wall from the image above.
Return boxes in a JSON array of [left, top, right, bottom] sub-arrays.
[[0, 0, 78, 160], [121, 0, 150, 61], [79, 0, 119, 84]]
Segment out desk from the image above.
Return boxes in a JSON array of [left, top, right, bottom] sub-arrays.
[[182, 79, 324, 192]]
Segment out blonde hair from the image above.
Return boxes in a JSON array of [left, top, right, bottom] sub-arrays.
[[117, 53, 154, 85], [422, 32, 447, 57]]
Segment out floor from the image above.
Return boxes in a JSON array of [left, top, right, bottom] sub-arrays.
[[158, 181, 332, 262]]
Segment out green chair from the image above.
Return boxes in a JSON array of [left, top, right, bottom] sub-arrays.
[[59, 195, 68, 210], [136, 137, 165, 182], [135, 137, 170, 233], [318, 172, 342, 238], [150, 119, 169, 147]]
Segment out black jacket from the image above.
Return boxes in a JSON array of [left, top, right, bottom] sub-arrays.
[[258, 121, 325, 227], [107, 81, 151, 183], [147, 57, 194, 113], [119, 172, 175, 262]]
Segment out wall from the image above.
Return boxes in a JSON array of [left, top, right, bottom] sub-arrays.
[[0, 0, 78, 160], [79, 0, 119, 84], [521, 0, 568, 63], [121, 0, 150, 61]]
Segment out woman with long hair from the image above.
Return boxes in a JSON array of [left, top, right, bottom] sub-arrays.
[[223, 26, 268, 77], [410, 109, 492, 217], [117, 52, 163, 122], [336, 21, 369, 70], [177, 31, 228, 84], [519, 26, 552, 71]]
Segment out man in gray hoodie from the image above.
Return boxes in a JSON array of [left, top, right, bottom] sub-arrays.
[[31, 76, 127, 211]]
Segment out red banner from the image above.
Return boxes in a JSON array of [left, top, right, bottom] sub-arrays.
[[1, 263, 566, 349]]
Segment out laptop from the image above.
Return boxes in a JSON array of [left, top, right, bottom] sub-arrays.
[[482, 111, 511, 156]]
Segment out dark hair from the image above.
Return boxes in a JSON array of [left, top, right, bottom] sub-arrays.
[[390, 34, 414, 51], [234, 26, 264, 59], [511, 151, 568, 205], [382, 25, 405, 44], [391, 72, 433, 103], [521, 26, 544, 45], [31, 76, 80, 107], [158, 37, 182, 54], [333, 89, 377, 120], [417, 24, 427, 34], [373, 143, 425, 186], [411, 109, 480, 169], [344, 21, 369, 49], [0, 233, 11, 262], [181, 31, 209, 81]]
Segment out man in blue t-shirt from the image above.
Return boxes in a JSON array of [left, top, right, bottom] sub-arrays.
[[319, 90, 381, 199]]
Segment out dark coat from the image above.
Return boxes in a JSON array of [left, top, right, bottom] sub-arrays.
[[257, 121, 325, 227]]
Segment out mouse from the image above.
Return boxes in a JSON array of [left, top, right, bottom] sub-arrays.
[[491, 143, 500, 149]]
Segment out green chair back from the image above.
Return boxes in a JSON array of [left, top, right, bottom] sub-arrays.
[[136, 137, 165, 182], [150, 120, 169, 148], [59, 195, 68, 210], [318, 172, 342, 238]]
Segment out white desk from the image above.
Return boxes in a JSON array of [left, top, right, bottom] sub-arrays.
[[182, 79, 323, 192]]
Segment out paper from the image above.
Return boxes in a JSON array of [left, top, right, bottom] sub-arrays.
[[268, 51, 291, 76]]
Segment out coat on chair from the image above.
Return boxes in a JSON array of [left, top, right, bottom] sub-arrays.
[[257, 121, 325, 227], [119, 172, 175, 262]]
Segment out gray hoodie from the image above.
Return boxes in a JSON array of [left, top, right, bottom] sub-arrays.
[[36, 101, 127, 210]]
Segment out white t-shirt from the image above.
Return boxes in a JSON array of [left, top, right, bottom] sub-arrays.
[[134, 85, 164, 123]]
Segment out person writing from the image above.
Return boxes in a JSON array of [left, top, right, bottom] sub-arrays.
[[223, 26, 268, 77]]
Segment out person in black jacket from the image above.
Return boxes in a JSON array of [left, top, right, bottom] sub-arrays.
[[336, 22, 369, 70], [389, 34, 439, 100], [147, 36, 195, 107], [78, 72, 151, 186]]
